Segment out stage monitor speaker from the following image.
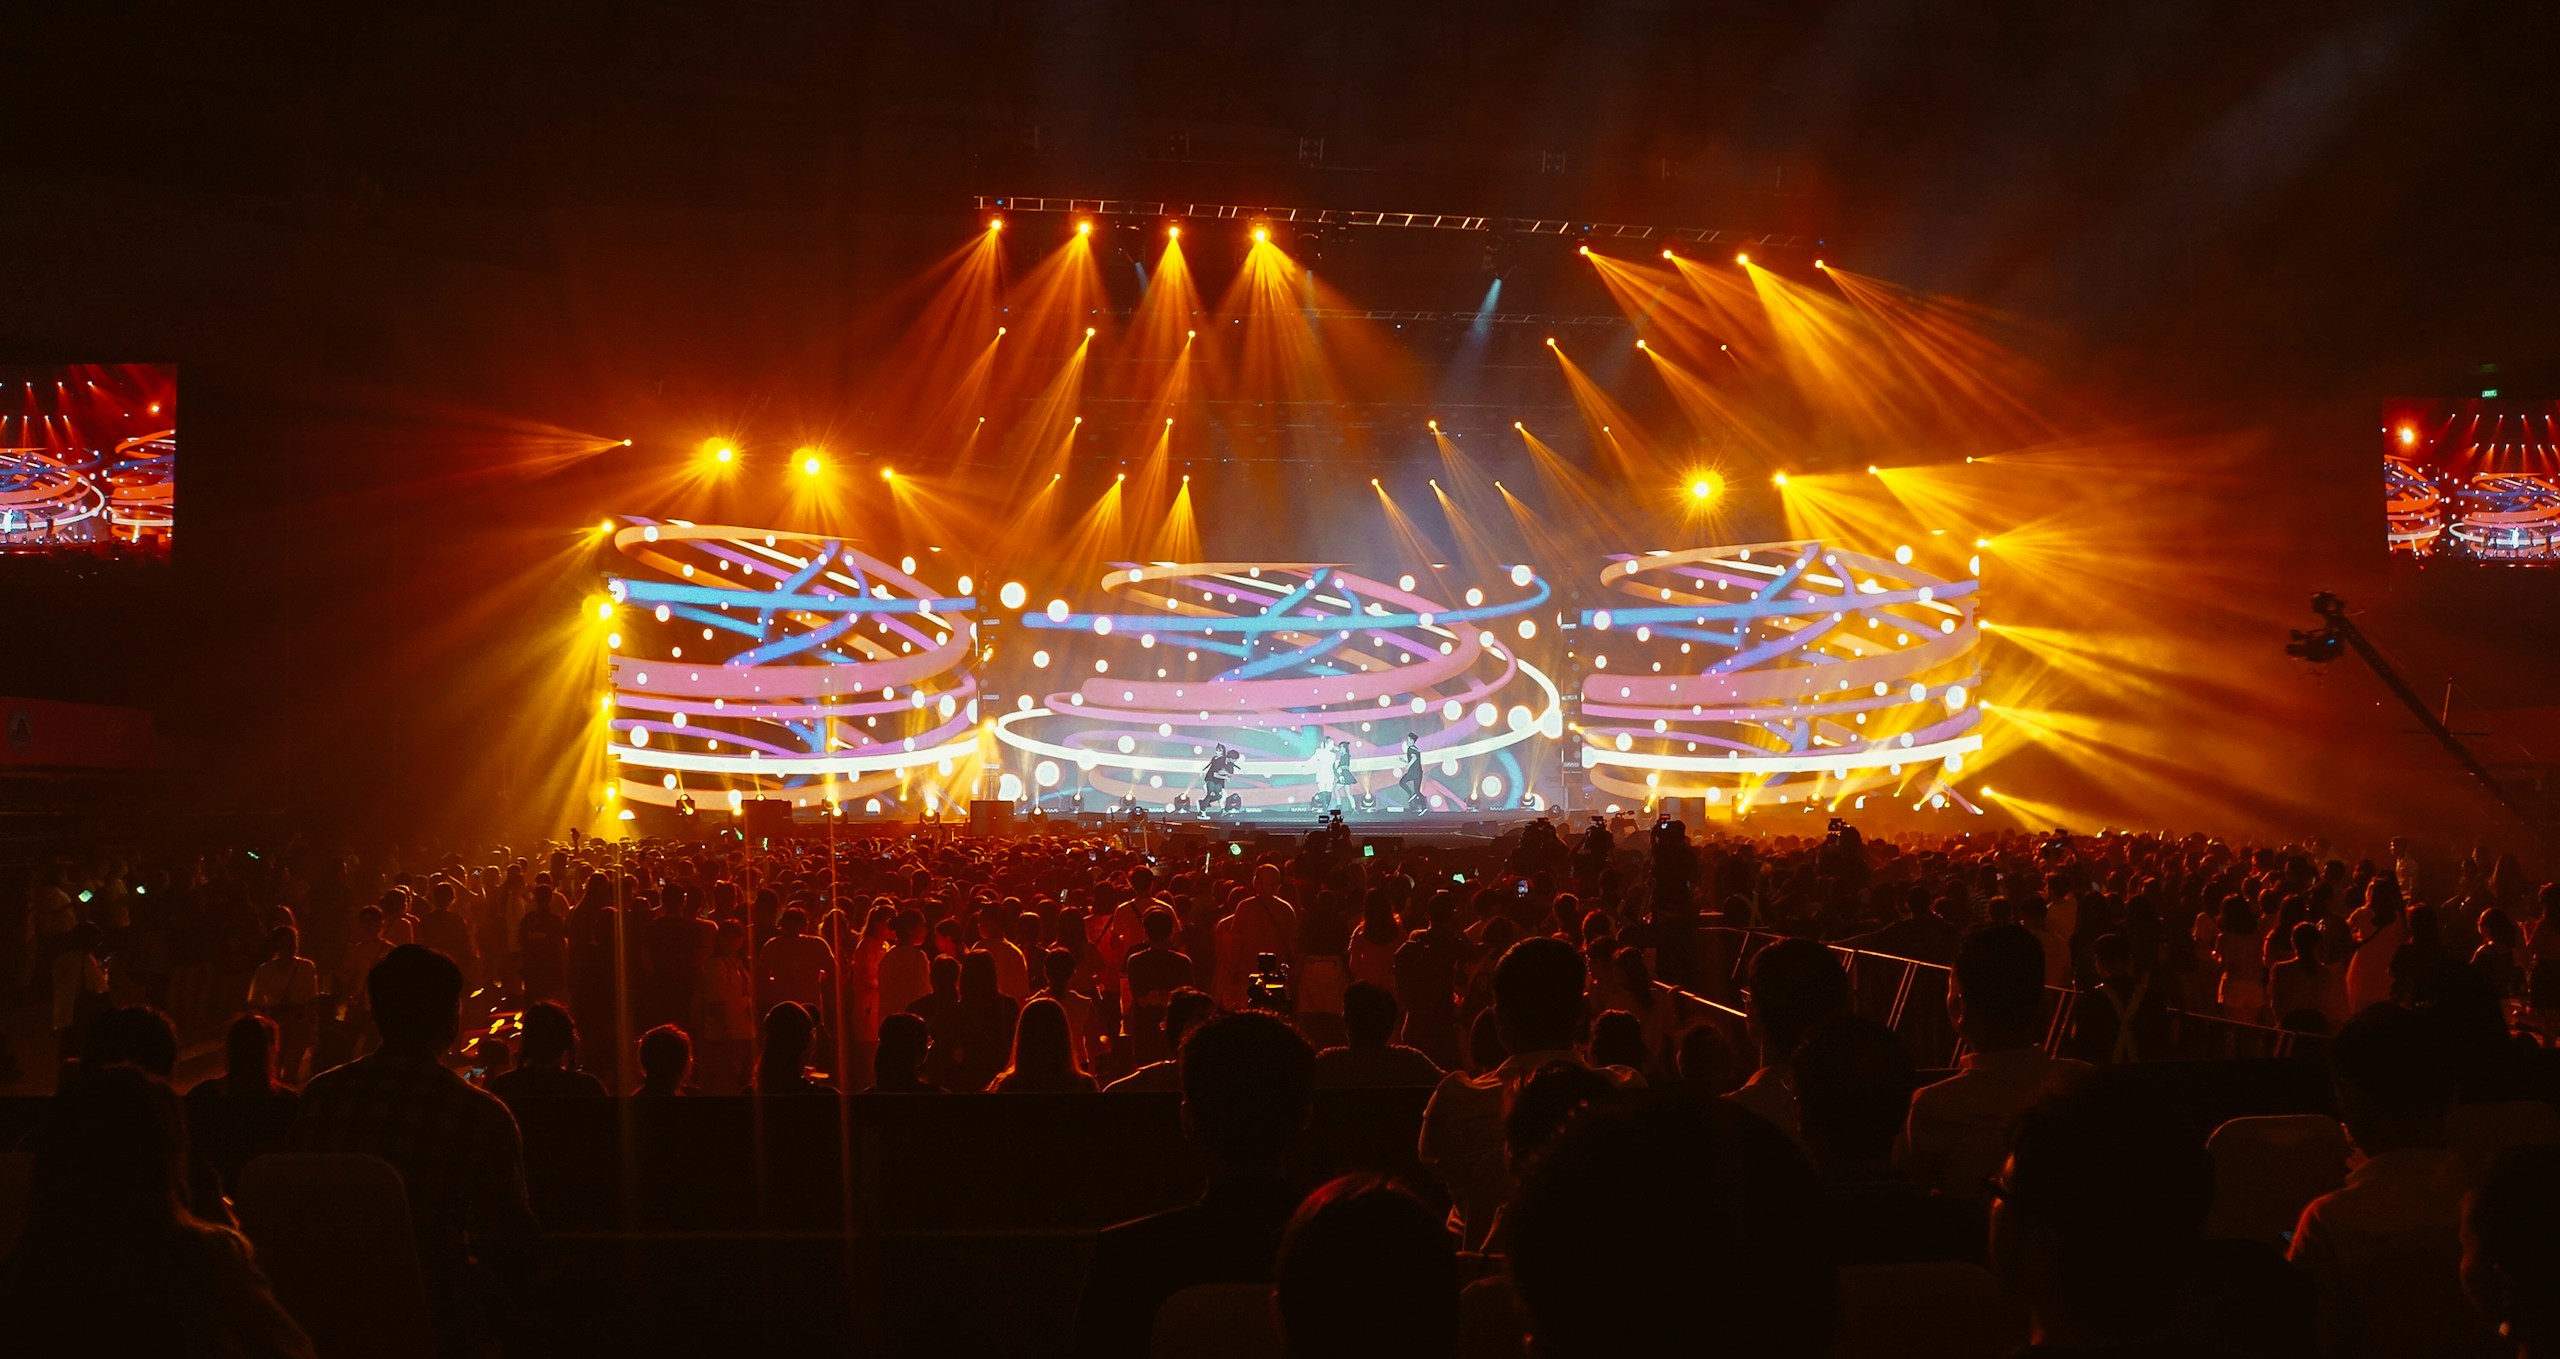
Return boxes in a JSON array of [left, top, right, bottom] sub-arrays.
[[967, 799, 1016, 837], [743, 799, 794, 844]]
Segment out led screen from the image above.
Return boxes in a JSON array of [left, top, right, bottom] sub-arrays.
[[0, 364, 174, 557]]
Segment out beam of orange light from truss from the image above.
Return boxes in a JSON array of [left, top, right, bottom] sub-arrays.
[[1369, 478, 1450, 577], [1633, 340, 1786, 463], [1128, 419, 1177, 536], [1823, 267, 2062, 446], [1658, 253, 1780, 359], [1490, 478, 1593, 592], [1007, 331, 1093, 495], [1050, 478, 1129, 566], [863, 227, 1009, 443], [1740, 259, 1912, 443], [1545, 338, 1654, 476], [1425, 430, 1513, 583], [1513, 424, 1641, 547], [1151, 475, 1201, 562]]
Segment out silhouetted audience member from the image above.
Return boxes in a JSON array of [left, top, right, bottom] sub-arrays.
[[1904, 924, 2086, 1200], [1073, 1011, 1315, 1359], [939, 950, 1020, 1094], [1506, 1088, 1834, 1359], [992, 996, 1098, 1092], [294, 944, 534, 1352], [2066, 932, 2173, 1061], [1481, 1060, 1626, 1253], [1104, 987, 1215, 1092], [1313, 981, 1445, 1088], [2464, 1144, 2560, 1358], [2291, 1002, 2497, 1358], [1124, 906, 1194, 1063], [80, 1002, 180, 1080], [1728, 937, 1848, 1139], [1677, 1022, 1743, 1094], [1588, 1007, 1647, 1071], [0, 1065, 314, 1358], [753, 1001, 837, 1096], [1792, 1013, 1980, 1265], [1994, 1068, 2314, 1357], [635, 1024, 691, 1096], [486, 1001, 609, 1105], [868, 1012, 943, 1093], [1273, 1175, 1459, 1359], [186, 1013, 299, 1209]]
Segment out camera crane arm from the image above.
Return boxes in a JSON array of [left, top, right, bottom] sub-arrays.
[[2290, 591, 2535, 828]]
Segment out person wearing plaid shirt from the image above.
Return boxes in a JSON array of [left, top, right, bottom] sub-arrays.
[[296, 944, 534, 1356]]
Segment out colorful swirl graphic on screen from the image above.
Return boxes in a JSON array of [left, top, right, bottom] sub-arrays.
[[601, 521, 980, 810], [996, 563, 1562, 810], [0, 446, 107, 540], [1576, 541, 1981, 812]]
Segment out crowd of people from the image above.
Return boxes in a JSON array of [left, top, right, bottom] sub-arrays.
[[6, 812, 2560, 1356]]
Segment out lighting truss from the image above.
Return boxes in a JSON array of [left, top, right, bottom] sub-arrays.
[[975, 196, 1819, 250]]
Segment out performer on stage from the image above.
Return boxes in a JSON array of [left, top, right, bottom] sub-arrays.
[[1331, 736, 1358, 809], [1202, 744, 1240, 810], [1397, 734, 1426, 811]]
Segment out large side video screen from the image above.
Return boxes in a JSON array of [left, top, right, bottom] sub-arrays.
[[2385, 397, 2560, 563], [0, 363, 175, 557]]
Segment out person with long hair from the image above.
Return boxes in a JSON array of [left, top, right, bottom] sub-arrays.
[[485, 1001, 608, 1104], [990, 996, 1096, 1093], [753, 1001, 835, 1096], [0, 1065, 314, 1357], [247, 925, 319, 1083]]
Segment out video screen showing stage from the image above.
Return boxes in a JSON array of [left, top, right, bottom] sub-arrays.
[[2384, 397, 2560, 563], [593, 527, 1985, 827], [0, 363, 175, 557]]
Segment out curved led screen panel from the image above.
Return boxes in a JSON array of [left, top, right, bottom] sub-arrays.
[[1577, 540, 1981, 813], [997, 562, 1562, 811], [600, 521, 980, 812]]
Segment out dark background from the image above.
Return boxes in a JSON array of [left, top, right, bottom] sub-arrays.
[[3, 0, 2555, 845]]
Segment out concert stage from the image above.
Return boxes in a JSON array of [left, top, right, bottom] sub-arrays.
[[596, 533, 1986, 835]]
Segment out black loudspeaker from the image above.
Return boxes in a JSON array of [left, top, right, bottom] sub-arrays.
[[743, 799, 794, 843], [967, 799, 1016, 837]]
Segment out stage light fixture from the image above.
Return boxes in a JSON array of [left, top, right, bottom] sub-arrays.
[[1736, 253, 1749, 264], [1512, 420, 1524, 430], [1085, 326, 1096, 338], [880, 468, 895, 481], [988, 217, 1003, 231], [2396, 425, 2418, 446], [598, 519, 614, 533], [620, 438, 632, 446], [996, 326, 1006, 336], [715, 446, 734, 464], [1661, 248, 1674, 259], [1688, 477, 1718, 501], [1427, 419, 1438, 431], [1814, 259, 1825, 269], [1772, 473, 1789, 486], [1167, 224, 1180, 238], [1076, 220, 1092, 235], [1252, 227, 1269, 243], [1544, 336, 1556, 347], [1578, 245, 1590, 256], [1635, 339, 1648, 350], [801, 455, 821, 476], [1186, 329, 1195, 339], [1115, 471, 1125, 481]]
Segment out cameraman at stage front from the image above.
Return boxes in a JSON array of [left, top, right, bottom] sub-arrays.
[[1648, 811, 1701, 990]]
